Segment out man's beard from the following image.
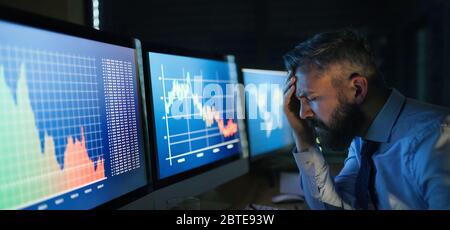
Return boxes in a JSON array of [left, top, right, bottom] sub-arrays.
[[306, 93, 365, 151]]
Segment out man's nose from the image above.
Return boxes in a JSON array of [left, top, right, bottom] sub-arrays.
[[299, 98, 314, 120]]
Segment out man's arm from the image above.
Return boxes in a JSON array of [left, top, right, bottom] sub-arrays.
[[412, 116, 450, 209], [292, 141, 360, 209]]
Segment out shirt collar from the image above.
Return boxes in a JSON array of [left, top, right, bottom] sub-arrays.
[[363, 89, 406, 143]]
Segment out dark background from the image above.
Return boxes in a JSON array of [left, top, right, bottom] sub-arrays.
[[1, 0, 450, 210], [1, 0, 450, 107]]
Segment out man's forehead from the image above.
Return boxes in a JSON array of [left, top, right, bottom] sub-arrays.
[[294, 68, 320, 95], [294, 66, 325, 79], [294, 64, 343, 96]]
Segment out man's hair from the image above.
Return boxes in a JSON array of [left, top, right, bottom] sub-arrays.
[[283, 29, 384, 87]]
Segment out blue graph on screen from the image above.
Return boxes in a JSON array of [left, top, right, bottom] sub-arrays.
[[243, 69, 294, 157], [149, 52, 241, 179], [0, 19, 147, 210]]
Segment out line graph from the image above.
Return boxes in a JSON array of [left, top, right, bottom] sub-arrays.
[[161, 64, 239, 162], [149, 52, 241, 179], [163, 65, 238, 137]]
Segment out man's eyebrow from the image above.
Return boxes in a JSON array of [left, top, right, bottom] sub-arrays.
[[296, 89, 316, 98]]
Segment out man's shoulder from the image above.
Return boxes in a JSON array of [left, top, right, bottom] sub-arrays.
[[401, 98, 450, 120], [391, 98, 449, 145]]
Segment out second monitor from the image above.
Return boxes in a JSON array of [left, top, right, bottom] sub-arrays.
[[146, 49, 244, 186]]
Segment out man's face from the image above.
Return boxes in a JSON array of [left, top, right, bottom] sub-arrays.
[[294, 65, 365, 138]]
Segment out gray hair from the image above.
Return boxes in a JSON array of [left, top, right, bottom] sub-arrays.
[[283, 29, 384, 87]]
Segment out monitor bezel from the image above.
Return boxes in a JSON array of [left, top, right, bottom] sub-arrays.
[[0, 6, 152, 210], [240, 68, 295, 162], [141, 42, 243, 189]]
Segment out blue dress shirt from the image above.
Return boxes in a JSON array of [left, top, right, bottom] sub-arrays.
[[293, 89, 450, 209]]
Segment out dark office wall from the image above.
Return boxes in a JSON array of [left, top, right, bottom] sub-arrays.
[[1, 0, 448, 107], [393, 0, 450, 107], [99, 0, 450, 107], [0, 0, 86, 25], [101, 0, 395, 69]]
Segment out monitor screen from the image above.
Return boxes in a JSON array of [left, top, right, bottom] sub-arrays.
[[0, 19, 147, 209], [242, 68, 294, 158], [148, 52, 241, 180]]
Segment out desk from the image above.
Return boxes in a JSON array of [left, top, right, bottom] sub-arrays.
[[197, 154, 344, 210]]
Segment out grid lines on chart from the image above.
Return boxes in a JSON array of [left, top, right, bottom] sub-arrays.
[[159, 64, 239, 164], [0, 44, 105, 207]]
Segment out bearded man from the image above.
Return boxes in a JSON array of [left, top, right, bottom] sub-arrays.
[[282, 29, 450, 210]]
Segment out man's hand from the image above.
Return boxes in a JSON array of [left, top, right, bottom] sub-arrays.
[[283, 71, 315, 152]]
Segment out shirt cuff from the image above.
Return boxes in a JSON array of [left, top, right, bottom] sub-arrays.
[[292, 146, 327, 178]]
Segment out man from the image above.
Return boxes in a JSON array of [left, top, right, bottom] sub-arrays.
[[282, 29, 450, 209]]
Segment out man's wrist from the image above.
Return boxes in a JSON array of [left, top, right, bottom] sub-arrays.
[[294, 137, 314, 152], [292, 132, 314, 152], [296, 144, 314, 153]]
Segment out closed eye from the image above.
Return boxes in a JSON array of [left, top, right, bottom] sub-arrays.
[[303, 95, 317, 101]]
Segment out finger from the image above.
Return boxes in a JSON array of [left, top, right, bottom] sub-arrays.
[[284, 77, 296, 94], [284, 75, 295, 88], [285, 70, 295, 84], [283, 86, 296, 110], [283, 85, 295, 103], [286, 84, 295, 98]]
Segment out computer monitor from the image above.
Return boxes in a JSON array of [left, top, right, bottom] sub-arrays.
[[149, 51, 242, 180], [0, 9, 148, 210], [121, 46, 249, 209], [242, 68, 294, 161]]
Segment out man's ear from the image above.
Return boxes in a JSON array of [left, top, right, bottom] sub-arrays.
[[350, 74, 368, 104]]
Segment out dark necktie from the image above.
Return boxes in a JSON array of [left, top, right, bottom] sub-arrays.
[[355, 140, 379, 210]]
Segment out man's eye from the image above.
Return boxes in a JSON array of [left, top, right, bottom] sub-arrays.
[[308, 97, 317, 101]]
